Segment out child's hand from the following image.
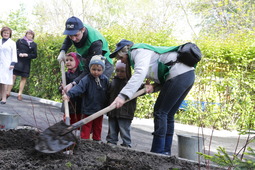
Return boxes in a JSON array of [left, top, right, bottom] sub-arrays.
[[63, 83, 73, 93], [62, 93, 70, 101], [145, 84, 154, 93]]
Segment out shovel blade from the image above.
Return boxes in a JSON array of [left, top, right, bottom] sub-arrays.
[[35, 120, 76, 153]]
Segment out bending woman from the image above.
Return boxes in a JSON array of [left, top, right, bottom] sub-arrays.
[[109, 39, 195, 155]]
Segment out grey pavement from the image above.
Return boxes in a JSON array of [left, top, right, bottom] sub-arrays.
[[1, 92, 254, 162]]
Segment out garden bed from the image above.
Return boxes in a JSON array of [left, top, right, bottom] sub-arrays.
[[0, 129, 225, 170]]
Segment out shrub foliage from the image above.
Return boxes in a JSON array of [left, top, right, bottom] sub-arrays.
[[11, 27, 255, 131]]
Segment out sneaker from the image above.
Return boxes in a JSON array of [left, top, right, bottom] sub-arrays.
[[163, 152, 171, 156], [63, 150, 73, 155], [93, 140, 102, 144], [107, 142, 117, 147], [120, 143, 131, 148]]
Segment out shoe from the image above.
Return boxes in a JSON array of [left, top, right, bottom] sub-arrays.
[[63, 150, 73, 155], [163, 152, 171, 156], [120, 143, 131, 148], [93, 140, 102, 144], [107, 142, 117, 147], [6, 94, 10, 98], [17, 95, 22, 101], [1, 101, 6, 104]]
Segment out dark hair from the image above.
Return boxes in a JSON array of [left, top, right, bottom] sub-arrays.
[[25, 30, 35, 39], [1, 27, 12, 38]]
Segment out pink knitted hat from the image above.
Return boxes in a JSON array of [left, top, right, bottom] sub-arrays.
[[67, 52, 80, 68]]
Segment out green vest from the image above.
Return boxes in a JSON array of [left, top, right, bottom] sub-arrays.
[[76, 24, 113, 64], [129, 43, 179, 84]]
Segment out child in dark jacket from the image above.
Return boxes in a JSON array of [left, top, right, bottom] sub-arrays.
[[63, 55, 109, 141], [60, 52, 83, 126], [106, 60, 137, 147]]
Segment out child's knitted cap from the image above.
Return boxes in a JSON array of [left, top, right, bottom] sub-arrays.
[[115, 60, 126, 69], [67, 52, 80, 68], [89, 55, 106, 71]]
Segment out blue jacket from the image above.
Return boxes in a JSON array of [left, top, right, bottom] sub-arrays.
[[67, 73, 109, 115], [60, 68, 83, 114]]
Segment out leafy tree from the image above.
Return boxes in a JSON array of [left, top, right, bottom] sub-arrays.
[[0, 4, 30, 39], [189, 0, 255, 36]]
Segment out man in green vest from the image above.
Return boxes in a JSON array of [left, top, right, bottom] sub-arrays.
[[57, 16, 113, 92]]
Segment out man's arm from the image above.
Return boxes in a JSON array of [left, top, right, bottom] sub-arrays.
[[60, 36, 73, 52], [57, 36, 73, 63], [87, 40, 103, 57]]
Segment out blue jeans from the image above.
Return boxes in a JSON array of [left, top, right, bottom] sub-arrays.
[[151, 70, 195, 154], [106, 117, 132, 147]]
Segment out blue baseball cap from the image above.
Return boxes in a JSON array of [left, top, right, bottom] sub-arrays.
[[110, 39, 133, 58], [63, 16, 84, 35]]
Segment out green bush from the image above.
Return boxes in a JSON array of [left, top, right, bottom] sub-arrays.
[[11, 28, 255, 131], [175, 33, 255, 130]]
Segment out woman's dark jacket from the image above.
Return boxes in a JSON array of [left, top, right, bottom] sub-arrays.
[[107, 76, 137, 120], [14, 38, 37, 75], [67, 74, 109, 115]]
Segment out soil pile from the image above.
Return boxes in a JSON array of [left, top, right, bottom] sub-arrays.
[[0, 129, 224, 170]]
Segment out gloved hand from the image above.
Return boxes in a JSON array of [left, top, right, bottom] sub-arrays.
[[57, 50, 65, 63]]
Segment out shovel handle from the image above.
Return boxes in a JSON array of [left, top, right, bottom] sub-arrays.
[[61, 61, 70, 125], [65, 88, 146, 133]]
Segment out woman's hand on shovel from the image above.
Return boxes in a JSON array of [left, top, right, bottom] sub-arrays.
[[111, 96, 125, 109]]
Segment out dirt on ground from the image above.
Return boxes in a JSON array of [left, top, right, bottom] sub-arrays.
[[0, 129, 225, 170]]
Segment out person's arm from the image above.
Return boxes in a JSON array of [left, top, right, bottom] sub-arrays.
[[27, 43, 37, 59], [87, 40, 103, 57], [16, 39, 21, 57], [10, 40, 17, 69], [60, 36, 73, 52], [111, 49, 153, 108], [58, 36, 73, 63], [66, 76, 88, 98], [119, 49, 152, 99]]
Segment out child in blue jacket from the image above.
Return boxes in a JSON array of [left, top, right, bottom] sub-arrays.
[[63, 55, 109, 141]]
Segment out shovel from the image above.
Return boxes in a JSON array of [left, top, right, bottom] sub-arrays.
[[35, 88, 146, 153], [60, 60, 70, 125]]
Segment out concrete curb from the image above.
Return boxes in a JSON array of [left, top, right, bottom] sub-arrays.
[[10, 92, 62, 108], [11, 92, 249, 138]]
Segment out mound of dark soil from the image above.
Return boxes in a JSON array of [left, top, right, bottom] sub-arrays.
[[0, 129, 224, 170]]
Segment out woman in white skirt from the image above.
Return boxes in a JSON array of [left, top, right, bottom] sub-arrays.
[[0, 27, 17, 104]]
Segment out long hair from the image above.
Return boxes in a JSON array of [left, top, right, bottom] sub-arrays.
[[125, 56, 132, 80]]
